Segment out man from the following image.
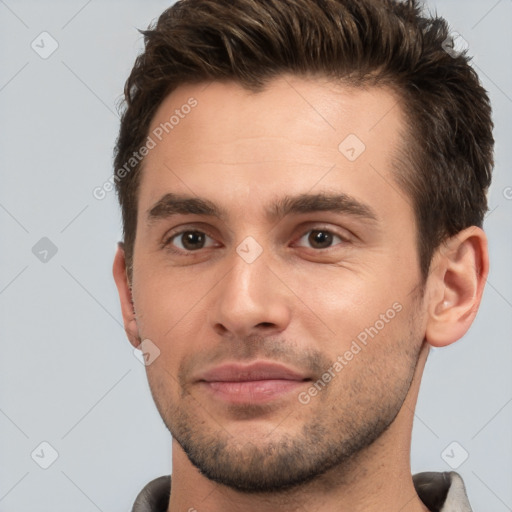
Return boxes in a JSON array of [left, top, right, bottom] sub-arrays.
[[112, 0, 494, 510]]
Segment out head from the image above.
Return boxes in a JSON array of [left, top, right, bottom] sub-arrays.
[[113, 0, 493, 494]]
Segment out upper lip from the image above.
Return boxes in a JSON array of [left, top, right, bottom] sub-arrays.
[[196, 361, 310, 382]]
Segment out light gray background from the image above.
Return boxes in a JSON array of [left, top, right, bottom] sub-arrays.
[[0, 1, 510, 511]]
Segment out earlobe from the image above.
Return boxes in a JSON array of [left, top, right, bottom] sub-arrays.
[[112, 242, 141, 348], [425, 227, 488, 348]]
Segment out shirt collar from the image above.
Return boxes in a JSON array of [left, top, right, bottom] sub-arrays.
[[131, 471, 472, 512]]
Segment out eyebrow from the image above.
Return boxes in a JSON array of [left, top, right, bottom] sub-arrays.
[[146, 192, 378, 225]]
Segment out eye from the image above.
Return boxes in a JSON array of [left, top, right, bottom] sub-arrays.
[[164, 230, 217, 252], [294, 229, 346, 249]]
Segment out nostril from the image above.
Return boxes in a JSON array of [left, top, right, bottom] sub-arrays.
[[213, 323, 229, 335], [256, 322, 276, 328]]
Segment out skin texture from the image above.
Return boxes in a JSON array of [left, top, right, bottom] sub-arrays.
[[113, 76, 488, 512]]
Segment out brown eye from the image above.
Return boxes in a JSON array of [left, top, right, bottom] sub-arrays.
[[309, 230, 334, 248], [181, 231, 206, 250], [295, 229, 345, 249], [166, 230, 215, 252]]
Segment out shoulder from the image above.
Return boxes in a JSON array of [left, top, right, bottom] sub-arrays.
[[131, 475, 171, 512], [413, 471, 472, 512]]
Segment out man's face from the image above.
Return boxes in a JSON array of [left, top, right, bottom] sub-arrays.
[[129, 76, 427, 491]]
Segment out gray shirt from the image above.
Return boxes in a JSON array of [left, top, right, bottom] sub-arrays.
[[131, 471, 472, 511]]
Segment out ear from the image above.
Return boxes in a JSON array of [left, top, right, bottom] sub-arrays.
[[112, 242, 141, 349], [425, 226, 489, 347]]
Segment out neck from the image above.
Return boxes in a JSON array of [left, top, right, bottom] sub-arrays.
[[168, 344, 431, 512]]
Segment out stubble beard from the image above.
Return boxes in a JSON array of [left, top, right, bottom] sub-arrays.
[[147, 326, 423, 494]]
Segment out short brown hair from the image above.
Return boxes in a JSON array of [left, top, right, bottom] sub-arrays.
[[113, 0, 494, 282]]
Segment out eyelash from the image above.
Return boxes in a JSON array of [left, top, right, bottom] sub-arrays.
[[162, 226, 350, 255]]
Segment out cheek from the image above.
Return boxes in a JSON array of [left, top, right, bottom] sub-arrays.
[[293, 271, 423, 380], [289, 267, 400, 335], [133, 265, 204, 331], [327, 300, 421, 397]]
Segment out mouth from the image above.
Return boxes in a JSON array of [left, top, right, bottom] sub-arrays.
[[195, 361, 312, 404]]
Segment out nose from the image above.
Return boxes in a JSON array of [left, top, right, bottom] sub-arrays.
[[208, 248, 292, 340]]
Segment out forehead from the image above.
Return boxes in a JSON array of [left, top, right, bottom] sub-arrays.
[[138, 76, 411, 220], [147, 75, 405, 155]]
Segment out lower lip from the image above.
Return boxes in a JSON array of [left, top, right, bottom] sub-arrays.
[[201, 379, 306, 404]]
